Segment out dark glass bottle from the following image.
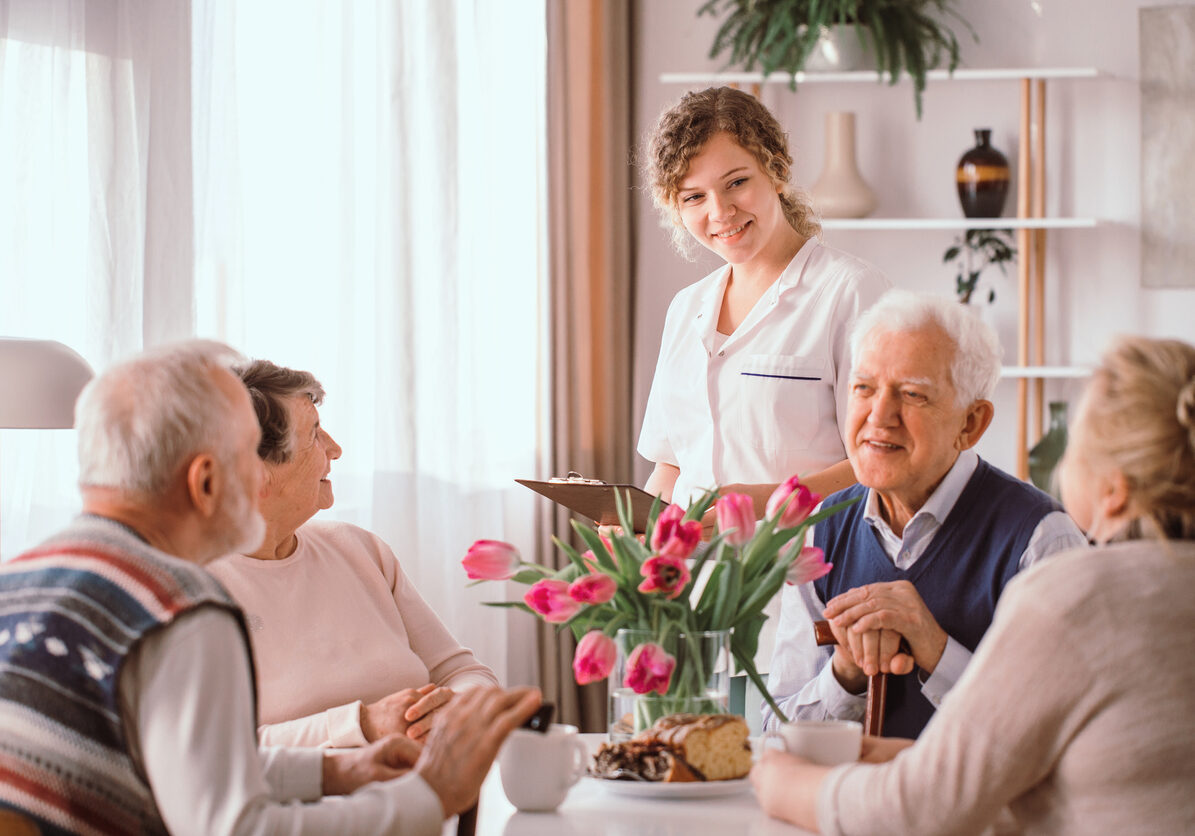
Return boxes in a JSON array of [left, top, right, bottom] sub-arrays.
[[1028, 401, 1068, 497], [956, 129, 1010, 218]]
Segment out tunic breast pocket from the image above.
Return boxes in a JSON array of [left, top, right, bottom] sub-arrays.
[[737, 355, 828, 451]]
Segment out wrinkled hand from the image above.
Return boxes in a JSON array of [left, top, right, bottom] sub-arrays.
[[822, 604, 908, 692], [415, 685, 542, 818], [596, 524, 646, 544], [826, 616, 913, 689], [322, 733, 422, 795], [824, 581, 947, 676], [362, 684, 452, 742], [859, 734, 915, 764], [403, 684, 455, 741], [750, 749, 828, 831]]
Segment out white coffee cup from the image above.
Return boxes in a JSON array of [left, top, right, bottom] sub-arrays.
[[761, 719, 863, 766], [498, 723, 589, 812]]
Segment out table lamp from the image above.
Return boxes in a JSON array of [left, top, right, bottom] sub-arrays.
[[0, 338, 95, 554]]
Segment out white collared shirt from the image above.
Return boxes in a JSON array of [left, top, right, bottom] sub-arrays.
[[764, 450, 1089, 730], [638, 238, 891, 506]]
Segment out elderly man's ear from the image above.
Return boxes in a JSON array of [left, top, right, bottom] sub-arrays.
[[185, 453, 222, 518], [954, 399, 995, 451]]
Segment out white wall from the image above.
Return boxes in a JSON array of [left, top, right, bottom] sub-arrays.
[[631, 0, 1195, 483]]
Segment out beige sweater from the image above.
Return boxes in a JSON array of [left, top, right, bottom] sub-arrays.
[[209, 520, 497, 747], [818, 540, 1195, 836]]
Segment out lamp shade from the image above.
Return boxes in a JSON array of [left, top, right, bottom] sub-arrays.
[[0, 338, 94, 429]]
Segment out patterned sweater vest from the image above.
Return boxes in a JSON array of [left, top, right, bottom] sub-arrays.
[[814, 459, 1060, 738], [0, 516, 254, 836]]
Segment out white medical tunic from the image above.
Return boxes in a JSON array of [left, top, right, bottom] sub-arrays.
[[638, 238, 891, 506]]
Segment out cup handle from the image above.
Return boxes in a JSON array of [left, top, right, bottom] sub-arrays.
[[760, 729, 786, 752], [566, 738, 589, 787]]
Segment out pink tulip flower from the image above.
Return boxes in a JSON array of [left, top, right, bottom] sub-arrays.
[[715, 492, 756, 546], [572, 631, 617, 685], [580, 549, 599, 573], [637, 555, 691, 600], [524, 579, 583, 623], [784, 545, 833, 586], [569, 572, 617, 604], [766, 476, 822, 530], [650, 503, 702, 560], [462, 539, 522, 580], [623, 642, 676, 695]]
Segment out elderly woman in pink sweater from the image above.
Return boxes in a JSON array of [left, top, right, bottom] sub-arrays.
[[750, 335, 1195, 835], [209, 360, 497, 748]]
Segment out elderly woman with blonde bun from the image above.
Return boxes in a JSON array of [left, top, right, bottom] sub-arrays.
[[752, 335, 1195, 835]]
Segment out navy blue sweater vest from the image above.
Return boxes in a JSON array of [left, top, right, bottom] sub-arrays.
[[814, 458, 1059, 738]]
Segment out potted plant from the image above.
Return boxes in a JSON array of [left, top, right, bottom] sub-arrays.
[[943, 227, 1017, 304], [699, 0, 976, 116], [462, 478, 858, 737]]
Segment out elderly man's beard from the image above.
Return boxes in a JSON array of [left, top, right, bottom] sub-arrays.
[[217, 468, 267, 557]]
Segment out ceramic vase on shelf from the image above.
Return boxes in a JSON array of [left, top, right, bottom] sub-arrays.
[[956, 129, 1010, 218], [608, 628, 730, 741], [810, 111, 877, 219], [801, 24, 871, 72], [1028, 401, 1068, 498]]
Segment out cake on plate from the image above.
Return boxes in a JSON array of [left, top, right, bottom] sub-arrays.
[[591, 713, 752, 782]]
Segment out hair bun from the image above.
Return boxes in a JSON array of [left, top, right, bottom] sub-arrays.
[[1179, 377, 1195, 437]]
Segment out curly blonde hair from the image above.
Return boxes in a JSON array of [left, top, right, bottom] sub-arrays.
[[1078, 336, 1195, 541], [643, 86, 820, 257]]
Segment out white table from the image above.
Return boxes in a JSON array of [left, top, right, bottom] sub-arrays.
[[443, 734, 816, 836]]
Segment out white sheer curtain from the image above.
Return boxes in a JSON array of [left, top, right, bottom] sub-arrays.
[[0, 0, 193, 557], [1, 0, 545, 686], [190, 0, 545, 685]]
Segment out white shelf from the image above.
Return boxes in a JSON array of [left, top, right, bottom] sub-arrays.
[[1000, 366, 1091, 380], [659, 67, 1104, 85], [822, 217, 1098, 231]]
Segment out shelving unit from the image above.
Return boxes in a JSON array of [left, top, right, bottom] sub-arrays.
[[660, 67, 1106, 479], [659, 68, 1103, 85], [822, 218, 1097, 231]]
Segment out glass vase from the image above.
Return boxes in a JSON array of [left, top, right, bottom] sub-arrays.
[[607, 628, 730, 741], [1028, 401, 1068, 498]]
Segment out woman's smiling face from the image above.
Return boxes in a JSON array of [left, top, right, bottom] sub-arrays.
[[263, 395, 343, 529], [676, 131, 788, 267]]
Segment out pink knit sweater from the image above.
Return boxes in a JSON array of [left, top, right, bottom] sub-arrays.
[[209, 520, 497, 747]]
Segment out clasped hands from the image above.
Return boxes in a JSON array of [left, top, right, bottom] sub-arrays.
[[325, 686, 542, 816], [362, 683, 456, 742], [823, 580, 948, 693]]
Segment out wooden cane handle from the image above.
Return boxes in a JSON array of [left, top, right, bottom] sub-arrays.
[[813, 619, 888, 736], [864, 673, 888, 737], [457, 803, 477, 836]]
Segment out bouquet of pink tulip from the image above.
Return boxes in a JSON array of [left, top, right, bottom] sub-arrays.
[[462, 476, 858, 728]]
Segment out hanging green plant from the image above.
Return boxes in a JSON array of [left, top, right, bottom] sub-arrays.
[[698, 0, 977, 117], [943, 228, 1017, 304]]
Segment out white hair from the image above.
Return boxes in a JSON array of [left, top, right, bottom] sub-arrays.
[[850, 290, 1003, 405], [76, 340, 248, 494]]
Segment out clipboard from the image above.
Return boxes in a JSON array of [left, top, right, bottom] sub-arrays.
[[516, 475, 658, 530]]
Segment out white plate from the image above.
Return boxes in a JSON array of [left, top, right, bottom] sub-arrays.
[[587, 776, 751, 799]]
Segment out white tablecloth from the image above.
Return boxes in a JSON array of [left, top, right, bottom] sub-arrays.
[[443, 734, 815, 836]]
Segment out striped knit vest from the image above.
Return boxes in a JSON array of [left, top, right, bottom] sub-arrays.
[[0, 515, 254, 836]]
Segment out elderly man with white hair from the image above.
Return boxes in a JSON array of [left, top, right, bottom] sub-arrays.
[[0, 340, 539, 835], [765, 290, 1087, 738]]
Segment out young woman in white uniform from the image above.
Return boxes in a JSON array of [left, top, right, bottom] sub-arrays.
[[639, 86, 890, 514]]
